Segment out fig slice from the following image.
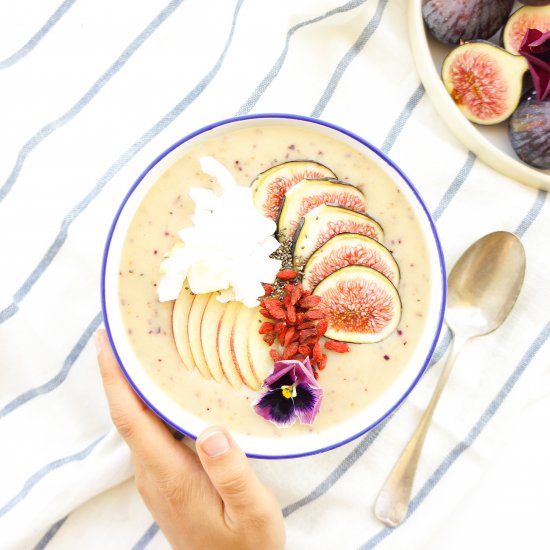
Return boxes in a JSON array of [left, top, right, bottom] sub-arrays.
[[250, 160, 336, 221], [277, 179, 367, 243], [312, 265, 401, 344], [503, 4, 550, 55], [302, 233, 400, 292], [442, 41, 529, 125], [292, 204, 383, 269]]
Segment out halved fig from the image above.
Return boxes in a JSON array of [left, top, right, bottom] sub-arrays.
[[442, 41, 529, 125], [312, 265, 401, 344], [422, 0, 514, 45], [277, 179, 367, 242], [250, 160, 336, 220], [503, 4, 550, 55], [292, 204, 383, 269], [509, 90, 550, 168], [302, 233, 400, 291]]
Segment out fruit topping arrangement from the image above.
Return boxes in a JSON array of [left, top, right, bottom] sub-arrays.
[[422, 0, 550, 169], [159, 157, 402, 428]]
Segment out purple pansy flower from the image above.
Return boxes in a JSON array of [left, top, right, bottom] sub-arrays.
[[519, 29, 550, 101], [252, 358, 323, 428]]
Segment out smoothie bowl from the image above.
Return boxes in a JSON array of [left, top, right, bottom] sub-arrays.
[[101, 114, 445, 459]]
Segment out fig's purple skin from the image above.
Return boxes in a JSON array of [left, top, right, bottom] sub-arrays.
[[509, 91, 550, 168], [422, 0, 514, 45]]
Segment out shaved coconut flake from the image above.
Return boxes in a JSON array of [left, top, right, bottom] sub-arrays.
[[158, 157, 281, 306]]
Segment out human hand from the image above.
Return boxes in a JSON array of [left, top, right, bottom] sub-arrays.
[[95, 329, 285, 550]]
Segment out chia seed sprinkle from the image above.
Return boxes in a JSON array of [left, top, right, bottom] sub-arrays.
[[267, 239, 299, 299]]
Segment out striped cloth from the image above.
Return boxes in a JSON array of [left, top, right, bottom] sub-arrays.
[[1, 1, 549, 548]]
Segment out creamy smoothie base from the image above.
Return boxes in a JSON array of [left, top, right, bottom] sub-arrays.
[[118, 124, 432, 439]]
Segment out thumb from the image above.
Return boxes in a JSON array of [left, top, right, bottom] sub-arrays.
[[196, 427, 274, 521]]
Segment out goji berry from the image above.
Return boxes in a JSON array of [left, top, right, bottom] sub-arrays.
[[316, 318, 328, 336], [269, 307, 287, 321], [259, 322, 275, 334], [279, 326, 287, 344], [299, 328, 317, 343], [265, 300, 285, 315], [312, 342, 323, 362], [299, 295, 322, 308], [289, 284, 302, 305], [263, 333, 276, 345], [303, 335, 320, 347], [286, 304, 296, 325], [296, 312, 305, 324], [276, 269, 298, 280], [284, 327, 296, 346], [283, 342, 299, 359], [324, 340, 350, 353], [262, 283, 274, 296], [318, 353, 328, 370], [270, 349, 282, 361], [304, 309, 326, 320], [260, 308, 273, 319], [298, 344, 311, 356], [273, 322, 285, 334], [297, 321, 315, 330]]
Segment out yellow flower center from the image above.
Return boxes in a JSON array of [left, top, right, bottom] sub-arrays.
[[281, 384, 297, 399]]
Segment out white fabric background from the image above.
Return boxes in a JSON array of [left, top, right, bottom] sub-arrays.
[[1, 1, 549, 549]]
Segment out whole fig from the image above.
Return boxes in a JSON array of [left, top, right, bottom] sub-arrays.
[[422, 0, 515, 45], [509, 91, 550, 168]]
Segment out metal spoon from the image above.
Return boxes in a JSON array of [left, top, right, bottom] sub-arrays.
[[374, 231, 526, 527]]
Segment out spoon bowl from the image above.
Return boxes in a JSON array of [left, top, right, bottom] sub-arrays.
[[446, 231, 526, 339], [374, 231, 526, 526]]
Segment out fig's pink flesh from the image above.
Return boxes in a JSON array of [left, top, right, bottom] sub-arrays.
[[307, 244, 397, 289], [449, 50, 508, 120], [290, 192, 365, 235], [263, 170, 328, 220], [319, 277, 396, 335], [315, 219, 381, 250]]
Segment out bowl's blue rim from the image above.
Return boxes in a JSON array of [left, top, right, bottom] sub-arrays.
[[101, 112, 447, 460]]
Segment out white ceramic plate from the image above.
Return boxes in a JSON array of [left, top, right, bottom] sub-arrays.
[[408, 0, 550, 191], [101, 114, 446, 459]]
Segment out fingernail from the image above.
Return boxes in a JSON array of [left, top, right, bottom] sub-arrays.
[[200, 430, 230, 458], [93, 331, 103, 355]]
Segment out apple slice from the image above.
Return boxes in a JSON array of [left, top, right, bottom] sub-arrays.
[[172, 286, 197, 371], [217, 301, 242, 389], [248, 310, 276, 385], [186, 292, 211, 379], [200, 294, 226, 382], [231, 304, 261, 390]]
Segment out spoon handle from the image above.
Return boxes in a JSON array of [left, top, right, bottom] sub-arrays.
[[374, 333, 467, 527]]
